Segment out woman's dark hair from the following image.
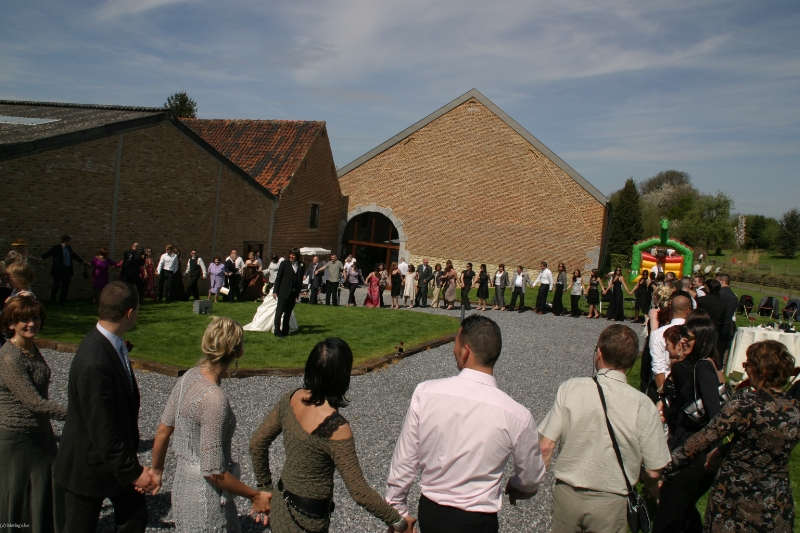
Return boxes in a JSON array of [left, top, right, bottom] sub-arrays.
[[271, 254, 279, 262], [687, 308, 710, 321], [213, 255, 221, 262], [573, 270, 581, 282], [649, 271, 657, 280], [302, 338, 353, 409], [1, 295, 46, 336], [681, 318, 718, 363], [663, 325, 682, 347], [657, 304, 672, 326], [408, 264, 415, 273], [746, 340, 795, 389], [590, 269, 599, 280], [480, 264, 486, 271]]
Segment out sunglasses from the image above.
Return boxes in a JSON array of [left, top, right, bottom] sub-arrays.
[[682, 335, 696, 342]]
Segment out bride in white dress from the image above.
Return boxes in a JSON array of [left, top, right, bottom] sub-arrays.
[[243, 287, 298, 333]]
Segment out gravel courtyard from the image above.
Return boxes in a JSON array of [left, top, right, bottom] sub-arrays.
[[45, 306, 621, 532]]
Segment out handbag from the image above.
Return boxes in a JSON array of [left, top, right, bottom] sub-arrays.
[[593, 376, 651, 533], [681, 359, 730, 427]]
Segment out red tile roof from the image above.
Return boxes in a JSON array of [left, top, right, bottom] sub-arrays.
[[181, 119, 324, 195]]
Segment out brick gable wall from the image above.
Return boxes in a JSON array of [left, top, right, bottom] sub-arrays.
[[270, 128, 344, 258], [339, 98, 607, 276], [0, 122, 274, 299]]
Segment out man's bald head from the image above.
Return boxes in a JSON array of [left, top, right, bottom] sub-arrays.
[[672, 295, 691, 317]]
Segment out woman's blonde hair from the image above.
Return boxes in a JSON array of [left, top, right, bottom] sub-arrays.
[[7, 261, 35, 288], [200, 316, 244, 369]]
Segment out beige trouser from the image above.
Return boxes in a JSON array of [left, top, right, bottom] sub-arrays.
[[430, 286, 441, 308], [551, 482, 627, 533]]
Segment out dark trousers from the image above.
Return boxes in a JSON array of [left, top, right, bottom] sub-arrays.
[[509, 287, 524, 310], [418, 494, 498, 533], [493, 287, 505, 308], [416, 283, 429, 307], [226, 274, 242, 302], [50, 268, 73, 303], [348, 282, 358, 305], [552, 284, 564, 314], [158, 270, 173, 301], [63, 485, 147, 533], [640, 340, 653, 395], [310, 283, 321, 304], [654, 453, 714, 533], [536, 284, 550, 311], [274, 297, 297, 336], [570, 294, 581, 316], [186, 274, 201, 300], [325, 281, 340, 306], [461, 286, 472, 310]]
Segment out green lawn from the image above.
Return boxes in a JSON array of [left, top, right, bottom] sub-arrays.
[[39, 299, 459, 368], [705, 249, 800, 280], [627, 356, 800, 530]]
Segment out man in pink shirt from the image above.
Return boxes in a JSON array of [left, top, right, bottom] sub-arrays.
[[386, 315, 546, 532]]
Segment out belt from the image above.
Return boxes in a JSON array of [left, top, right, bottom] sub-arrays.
[[278, 478, 335, 518]]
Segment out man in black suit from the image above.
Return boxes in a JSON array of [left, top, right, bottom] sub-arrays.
[[41, 234, 84, 304], [717, 273, 739, 363], [55, 281, 154, 532], [121, 242, 145, 296], [306, 255, 324, 305], [272, 248, 304, 337], [696, 278, 729, 368], [415, 258, 433, 307]]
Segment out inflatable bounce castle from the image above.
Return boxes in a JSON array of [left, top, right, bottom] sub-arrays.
[[629, 219, 694, 282]]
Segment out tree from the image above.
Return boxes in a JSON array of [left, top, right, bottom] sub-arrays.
[[638, 170, 693, 196], [164, 91, 197, 118], [608, 178, 644, 256], [638, 170, 700, 237], [678, 192, 734, 251], [777, 209, 800, 258]]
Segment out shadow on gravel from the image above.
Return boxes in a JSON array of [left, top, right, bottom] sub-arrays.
[[138, 438, 154, 453]]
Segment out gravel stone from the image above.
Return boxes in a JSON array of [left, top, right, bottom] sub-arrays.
[[44, 306, 637, 532]]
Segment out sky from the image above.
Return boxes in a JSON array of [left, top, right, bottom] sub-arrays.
[[2, 0, 798, 217]]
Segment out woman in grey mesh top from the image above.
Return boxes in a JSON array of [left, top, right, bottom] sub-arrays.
[[149, 317, 271, 532], [0, 295, 67, 533], [249, 338, 415, 533]]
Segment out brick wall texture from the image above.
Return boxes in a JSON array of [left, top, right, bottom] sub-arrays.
[[339, 98, 608, 277], [0, 122, 275, 299], [270, 128, 345, 258]]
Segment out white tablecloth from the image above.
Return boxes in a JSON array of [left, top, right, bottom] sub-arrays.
[[726, 327, 800, 376]]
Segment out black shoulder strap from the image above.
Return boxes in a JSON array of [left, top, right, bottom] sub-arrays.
[[593, 376, 635, 496]]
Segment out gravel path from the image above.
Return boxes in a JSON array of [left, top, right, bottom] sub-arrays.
[[45, 305, 627, 532]]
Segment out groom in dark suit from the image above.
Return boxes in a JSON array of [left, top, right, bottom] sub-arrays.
[[41, 234, 84, 304], [272, 248, 305, 337], [415, 258, 433, 307], [55, 281, 154, 532]]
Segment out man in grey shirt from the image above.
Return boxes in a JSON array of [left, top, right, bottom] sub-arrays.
[[317, 254, 343, 306], [538, 324, 670, 533]]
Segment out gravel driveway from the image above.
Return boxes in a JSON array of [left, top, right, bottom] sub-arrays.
[[45, 306, 623, 532]]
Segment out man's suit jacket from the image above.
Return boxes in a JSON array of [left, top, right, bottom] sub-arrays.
[[719, 286, 738, 336], [417, 264, 433, 287], [121, 249, 143, 281], [697, 294, 729, 334], [274, 259, 305, 300], [306, 262, 324, 288], [511, 272, 532, 293], [54, 327, 142, 498], [42, 244, 83, 277]]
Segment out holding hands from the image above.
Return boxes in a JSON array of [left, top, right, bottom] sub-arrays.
[[132, 466, 159, 495], [249, 491, 272, 526]]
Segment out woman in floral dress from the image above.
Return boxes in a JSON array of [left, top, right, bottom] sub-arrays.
[[142, 248, 157, 301], [663, 340, 800, 532]]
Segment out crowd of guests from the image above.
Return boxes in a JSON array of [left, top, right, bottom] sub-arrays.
[[1, 275, 799, 532]]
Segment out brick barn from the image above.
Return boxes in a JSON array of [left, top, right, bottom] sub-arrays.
[[0, 100, 277, 300], [181, 119, 344, 258], [337, 89, 609, 275]]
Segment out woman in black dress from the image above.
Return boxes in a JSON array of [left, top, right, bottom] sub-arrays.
[[551, 263, 568, 316], [603, 267, 630, 321], [655, 318, 723, 533], [459, 263, 475, 311], [632, 275, 649, 323], [475, 264, 489, 311], [586, 269, 603, 318], [663, 340, 800, 533], [389, 262, 402, 309]]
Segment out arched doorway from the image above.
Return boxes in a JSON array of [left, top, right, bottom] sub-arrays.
[[341, 212, 400, 272]]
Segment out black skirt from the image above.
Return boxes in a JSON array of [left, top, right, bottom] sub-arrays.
[[587, 288, 600, 305]]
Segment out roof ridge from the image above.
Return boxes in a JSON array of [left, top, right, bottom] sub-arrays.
[[182, 118, 324, 124], [0, 100, 163, 113]]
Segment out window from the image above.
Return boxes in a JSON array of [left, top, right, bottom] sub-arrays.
[[309, 203, 321, 229]]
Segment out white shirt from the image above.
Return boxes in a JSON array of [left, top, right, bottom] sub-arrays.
[[398, 261, 408, 276], [695, 286, 706, 298], [515, 272, 524, 287], [185, 257, 207, 276], [156, 252, 179, 274], [386, 369, 546, 515], [533, 268, 553, 287], [649, 318, 686, 379], [651, 264, 663, 276], [343, 258, 354, 274], [225, 256, 245, 275]]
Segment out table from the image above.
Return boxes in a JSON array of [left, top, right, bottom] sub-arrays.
[[726, 327, 800, 377]]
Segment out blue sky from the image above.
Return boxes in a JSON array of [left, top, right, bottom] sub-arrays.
[[2, 0, 798, 217]]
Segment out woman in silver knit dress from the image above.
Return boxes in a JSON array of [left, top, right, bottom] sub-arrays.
[[149, 317, 271, 532]]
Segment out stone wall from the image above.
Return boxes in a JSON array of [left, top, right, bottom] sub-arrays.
[[0, 122, 275, 299], [339, 97, 607, 275]]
